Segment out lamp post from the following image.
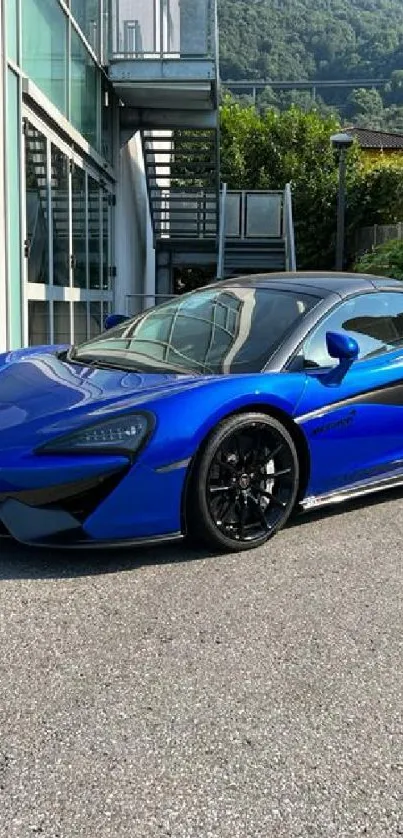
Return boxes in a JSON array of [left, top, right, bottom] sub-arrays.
[[330, 132, 354, 271]]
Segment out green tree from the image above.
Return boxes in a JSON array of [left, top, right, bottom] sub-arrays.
[[218, 0, 403, 128], [220, 98, 403, 270], [220, 100, 356, 268], [345, 88, 385, 128]]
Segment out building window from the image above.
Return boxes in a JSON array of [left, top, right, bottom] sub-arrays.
[[24, 115, 114, 347], [28, 301, 50, 346], [71, 27, 99, 149], [54, 301, 71, 344], [88, 177, 101, 290], [25, 124, 49, 285], [22, 0, 68, 116], [72, 165, 87, 289], [90, 301, 103, 337], [51, 145, 70, 287], [73, 302, 88, 344]]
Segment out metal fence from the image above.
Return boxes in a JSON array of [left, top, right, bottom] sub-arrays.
[[355, 223, 403, 256]]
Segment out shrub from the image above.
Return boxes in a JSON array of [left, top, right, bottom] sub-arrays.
[[353, 239, 403, 280]]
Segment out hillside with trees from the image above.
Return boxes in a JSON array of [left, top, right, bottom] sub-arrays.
[[218, 0, 403, 127]]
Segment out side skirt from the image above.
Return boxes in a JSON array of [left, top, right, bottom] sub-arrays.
[[301, 472, 403, 511]]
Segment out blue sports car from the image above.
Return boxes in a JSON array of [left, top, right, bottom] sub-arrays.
[[1, 271, 403, 552]]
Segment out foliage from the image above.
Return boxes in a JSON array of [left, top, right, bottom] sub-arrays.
[[221, 100, 355, 268], [218, 1, 403, 129], [220, 100, 403, 269], [353, 239, 403, 279]]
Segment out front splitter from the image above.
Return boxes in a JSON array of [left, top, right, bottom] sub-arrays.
[[0, 498, 183, 550]]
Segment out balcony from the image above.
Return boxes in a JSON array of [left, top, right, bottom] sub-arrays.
[[107, 0, 218, 112]]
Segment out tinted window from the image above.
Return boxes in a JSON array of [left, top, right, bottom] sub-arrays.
[[72, 286, 318, 374], [303, 292, 403, 369]]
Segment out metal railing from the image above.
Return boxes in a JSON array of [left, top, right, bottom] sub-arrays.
[[152, 187, 218, 239], [108, 0, 217, 60], [217, 181, 227, 278], [223, 190, 284, 240], [216, 185, 297, 275]]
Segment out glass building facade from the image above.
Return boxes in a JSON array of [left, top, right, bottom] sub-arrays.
[[1, 0, 116, 350]]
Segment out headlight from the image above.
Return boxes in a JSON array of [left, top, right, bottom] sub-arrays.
[[40, 413, 153, 456]]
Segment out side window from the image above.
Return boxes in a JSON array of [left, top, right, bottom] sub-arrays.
[[303, 292, 403, 369]]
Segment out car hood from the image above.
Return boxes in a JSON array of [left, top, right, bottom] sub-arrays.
[[0, 349, 216, 444]]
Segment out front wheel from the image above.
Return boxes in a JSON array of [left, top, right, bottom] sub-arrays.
[[188, 412, 299, 553]]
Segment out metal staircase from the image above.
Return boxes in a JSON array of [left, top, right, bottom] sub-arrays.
[[141, 128, 219, 239], [107, 0, 220, 296], [105, 0, 297, 304]]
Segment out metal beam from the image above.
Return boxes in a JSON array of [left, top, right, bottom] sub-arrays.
[[109, 58, 216, 83], [120, 108, 218, 131]]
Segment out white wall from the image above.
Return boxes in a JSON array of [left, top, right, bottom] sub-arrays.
[[0, 4, 8, 352], [114, 130, 155, 316]]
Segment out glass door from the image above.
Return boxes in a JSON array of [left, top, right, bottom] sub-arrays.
[[22, 107, 115, 347]]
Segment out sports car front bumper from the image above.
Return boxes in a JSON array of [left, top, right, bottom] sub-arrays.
[[0, 458, 188, 548]]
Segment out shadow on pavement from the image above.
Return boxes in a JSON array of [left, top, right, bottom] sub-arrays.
[[0, 486, 402, 582]]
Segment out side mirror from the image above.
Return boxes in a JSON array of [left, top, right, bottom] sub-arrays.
[[324, 331, 359, 386], [326, 331, 359, 361], [104, 313, 129, 331]]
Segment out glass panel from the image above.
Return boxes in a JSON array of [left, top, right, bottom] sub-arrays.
[[22, 0, 67, 115], [111, 0, 156, 55], [88, 177, 101, 289], [73, 302, 88, 343], [6, 70, 22, 349], [72, 165, 87, 288], [245, 194, 282, 238], [51, 145, 70, 287], [70, 0, 101, 56], [25, 125, 49, 285], [101, 191, 110, 291], [6, 0, 18, 61], [28, 301, 50, 345], [71, 27, 99, 149], [225, 193, 241, 237], [179, 0, 209, 55], [166, 0, 180, 54], [89, 301, 102, 337], [54, 301, 71, 344]]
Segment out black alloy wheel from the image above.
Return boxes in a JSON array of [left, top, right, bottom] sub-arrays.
[[188, 412, 299, 552]]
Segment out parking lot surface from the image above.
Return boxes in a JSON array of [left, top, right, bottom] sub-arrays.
[[0, 491, 402, 838]]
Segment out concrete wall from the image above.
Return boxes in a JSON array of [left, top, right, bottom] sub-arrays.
[[0, 3, 7, 352], [114, 130, 155, 316]]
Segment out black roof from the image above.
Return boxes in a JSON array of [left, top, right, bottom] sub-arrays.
[[213, 271, 403, 298]]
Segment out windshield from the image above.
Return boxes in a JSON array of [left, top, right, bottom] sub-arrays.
[[71, 286, 318, 375]]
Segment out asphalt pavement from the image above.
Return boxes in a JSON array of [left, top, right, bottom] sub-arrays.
[[0, 490, 402, 837]]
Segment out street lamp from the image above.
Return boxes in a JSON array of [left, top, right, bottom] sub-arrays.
[[330, 132, 354, 271]]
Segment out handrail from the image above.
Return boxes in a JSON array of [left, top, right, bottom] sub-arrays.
[[108, 0, 217, 61], [283, 183, 297, 271], [217, 182, 227, 279]]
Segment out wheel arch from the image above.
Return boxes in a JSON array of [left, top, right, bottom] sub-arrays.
[[181, 402, 311, 534]]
